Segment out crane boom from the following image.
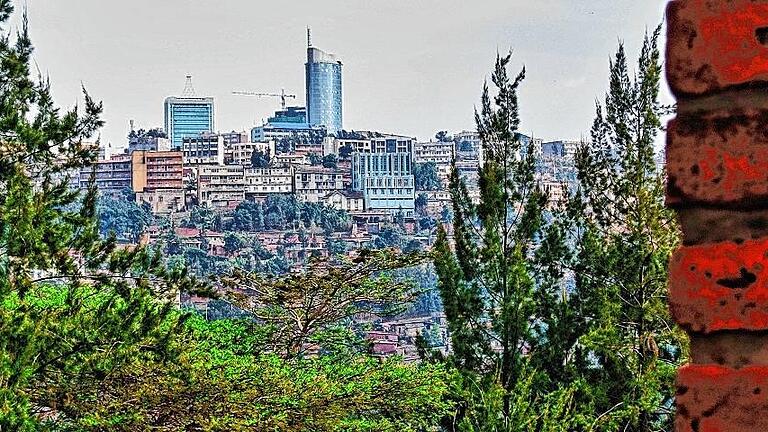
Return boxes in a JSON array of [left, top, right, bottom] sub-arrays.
[[232, 88, 297, 109]]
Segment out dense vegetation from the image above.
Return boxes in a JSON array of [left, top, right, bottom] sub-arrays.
[[0, 2, 686, 430]]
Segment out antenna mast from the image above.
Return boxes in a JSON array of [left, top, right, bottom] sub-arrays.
[[181, 75, 196, 97], [307, 27, 312, 47]]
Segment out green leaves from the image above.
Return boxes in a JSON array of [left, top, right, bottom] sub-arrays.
[[564, 25, 686, 431]]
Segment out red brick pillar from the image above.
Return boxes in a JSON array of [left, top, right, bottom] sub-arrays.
[[666, 1, 768, 430]]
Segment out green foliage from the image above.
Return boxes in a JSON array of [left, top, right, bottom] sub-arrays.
[[51, 316, 452, 431], [434, 51, 583, 429], [182, 205, 222, 231], [414, 161, 443, 191], [250, 148, 271, 168], [339, 143, 354, 159], [97, 189, 153, 242], [227, 195, 349, 233], [322, 153, 338, 169], [435, 130, 452, 142], [224, 249, 428, 358], [0, 5, 206, 428], [561, 26, 686, 431], [415, 192, 429, 216]]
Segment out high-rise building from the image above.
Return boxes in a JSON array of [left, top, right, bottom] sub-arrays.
[[164, 77, 215, 147], [305, 31, 343, 134]]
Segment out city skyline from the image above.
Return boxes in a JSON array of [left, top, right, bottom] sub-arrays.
[[24, 0, 669, 151]]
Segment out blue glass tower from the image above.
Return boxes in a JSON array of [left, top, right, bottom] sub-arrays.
[[305, 36, 342, 135], [164, 96, 215, 147]]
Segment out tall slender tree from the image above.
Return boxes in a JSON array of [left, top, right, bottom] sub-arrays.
[[564, 26, 685, 431], [434, 51, 564, 427], [0, 3, 204, 428]]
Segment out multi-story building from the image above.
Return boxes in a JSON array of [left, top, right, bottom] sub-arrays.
[[79, 155, 132, 193], [131, 150, 184, 192], [322, 131, 381, 155], [216, 130, 256, 165], [306, 36, 343, 134], [128, 129, 171, 153], [414, 139, 455, 185], [351, 134, 416, 217], [273, 153, 309, 167], [164, 96, 215, 147], [197, 165, 245, 209], [131, 150, 185, 214], [227, 141, 272, 166], [541, 140, 579, 160], [181, 132, 224, 166], [250, 106, 327, 147], [244, 166, 294, 199], [294, 166, 345, 202]]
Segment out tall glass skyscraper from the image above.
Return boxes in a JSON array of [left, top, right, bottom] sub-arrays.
[[164, 96, 215, 147], [305, 43, 343, 135]]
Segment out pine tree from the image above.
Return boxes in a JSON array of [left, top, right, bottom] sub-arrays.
[[0, 3, 204, 428], [564, 26, 685, 431], [433, 51, 563, 427]]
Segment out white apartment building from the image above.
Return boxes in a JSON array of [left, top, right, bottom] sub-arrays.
[[197, 164, 245, 209], [244, 166, 294, 198], [294, 166, 346, 203], [414, 140, 455, 184]]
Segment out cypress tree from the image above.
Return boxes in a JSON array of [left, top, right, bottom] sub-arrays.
[[434, 51, 561, 426], [564, 26, 685, 431]]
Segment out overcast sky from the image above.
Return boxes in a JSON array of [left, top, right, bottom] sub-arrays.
[[23, 0, 671, 153]]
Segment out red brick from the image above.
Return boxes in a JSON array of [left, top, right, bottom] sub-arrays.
[[667, 0, 768, 97], [669, 237, 768, 333], [666, 110, 768, 207], [676, 365, 768, 432]]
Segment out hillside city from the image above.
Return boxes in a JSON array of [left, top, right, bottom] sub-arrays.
[[74, 35, 580, 360], [2, 1, 687, 429]]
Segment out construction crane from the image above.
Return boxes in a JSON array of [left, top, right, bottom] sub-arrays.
[[232, 88, 297, 110]]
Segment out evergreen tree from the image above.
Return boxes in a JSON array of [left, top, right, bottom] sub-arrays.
[[433, 51, 565, 427], [0, 4, 204, 428], [564, 27, 684, 431]]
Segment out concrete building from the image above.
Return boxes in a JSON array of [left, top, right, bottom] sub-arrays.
[[414, 139, 455, 185], [197, 164, 245, 209], [79, 155, 132, 193], [244, 166, 294, 199], [130, 150, 185, 214], [227, 140, 273, 166], [130, 150, 184, 192], [324, 189, 364, 213], [351, 134, 416, 217], [181, 133, 224, 166], [294, 166, 345, 202], [136, 188, 185, 214], [164, 96, 215, 147], [305, 33, 343, 134]]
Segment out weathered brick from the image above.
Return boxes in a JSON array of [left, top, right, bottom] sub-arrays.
[[691, 333, 768, 368], [669, 237, 768, 333], [676, 365, 768, 431], [667, 110, 768, 208], [678, 208, 768, 246], [667, 0, 768, 97]]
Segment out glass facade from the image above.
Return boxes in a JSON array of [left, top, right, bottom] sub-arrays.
[[306, 47, 342, 134], [164, 97, 215, 147]]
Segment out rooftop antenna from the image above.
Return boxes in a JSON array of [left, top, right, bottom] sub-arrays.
[[182, 75, 196, 97], [307, 26, 312, 47]]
